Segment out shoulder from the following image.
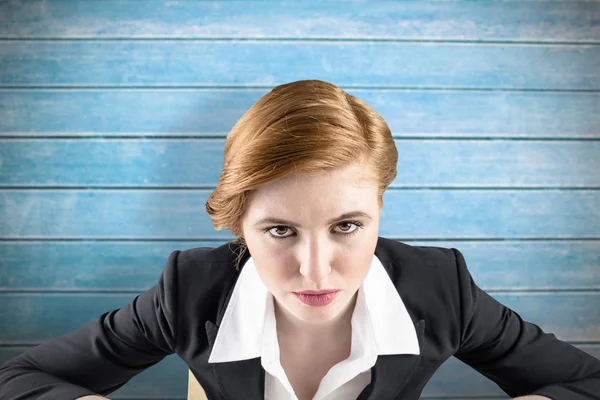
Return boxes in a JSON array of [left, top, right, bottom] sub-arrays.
[[375, 236, 465, 331], [375, 236, 460, 282], [170, 240, 246, 281], [163, 241, 246, 326]]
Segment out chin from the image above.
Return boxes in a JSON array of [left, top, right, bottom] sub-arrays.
[[288, 295, 348, 323], [292, 310, 339, 325]]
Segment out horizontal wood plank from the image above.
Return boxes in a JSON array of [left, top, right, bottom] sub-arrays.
[[422, 344, 600, 397], [1, 190, 598, 239], [1, 42, 598, 89], [2, 241, 599, 291], [2, 139, 599, 187], [0, 344, 598, 398], [0, 347, 187, 398], [0, 1, 597, 42], [2, 1, 598, 399], [1, 90, 598, 138], [0, 292, 598, 342]]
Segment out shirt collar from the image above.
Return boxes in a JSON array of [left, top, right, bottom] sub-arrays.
[[208, 252, 420, 363]]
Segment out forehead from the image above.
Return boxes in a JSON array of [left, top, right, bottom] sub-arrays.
[[245, 164, 378, 216]]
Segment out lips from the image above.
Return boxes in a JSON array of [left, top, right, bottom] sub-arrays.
[[293, 290, 340, 307], [295, 290, 339, 295]]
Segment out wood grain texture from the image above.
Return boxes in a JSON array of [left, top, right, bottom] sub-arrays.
[[0, 347, 186, 398], [0, 1, 597, 42], [1, 190, 598, 239], [0, 1, 598, 398], [2, 139, 599, 187], [0, 344, 597, 398], [0, 290, 598, 384], [0, 291, 598, 342], [1, 41, 598, 89], [2, 90, 597, 138], [423, 344, 600, 397], [2, 241, 598, 291]]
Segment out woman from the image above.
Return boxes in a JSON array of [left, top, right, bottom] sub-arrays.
[[0, 80, 599, 400]]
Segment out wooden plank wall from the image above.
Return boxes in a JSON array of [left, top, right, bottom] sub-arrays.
[[0, 1, 599, 399]]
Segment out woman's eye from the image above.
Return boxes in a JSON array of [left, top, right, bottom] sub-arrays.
[[266, 221, 362, 240], [268, 226, 293, 238], [335, 222, 357, 233]]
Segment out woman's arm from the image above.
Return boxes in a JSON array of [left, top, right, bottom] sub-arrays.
[[451, 248, 600, 399], [0, 251, 182, 399]]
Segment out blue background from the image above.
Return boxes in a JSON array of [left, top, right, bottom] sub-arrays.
[[0, 1, 599, 398]]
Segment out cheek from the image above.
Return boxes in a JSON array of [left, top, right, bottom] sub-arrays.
[[253, 252, 297, 291], [257, 266, 296, 297], [339, 239, 378, 281], [339, 257, 371, 284]]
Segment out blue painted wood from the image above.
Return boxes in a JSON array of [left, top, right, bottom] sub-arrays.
[[1, 190, 598, 239], [1, 90, 598, 138], [0, 1, 597, 399], [0, 345, 598, 398], [2, 241, 599, 291], [498, 292, 600, 342], [0, 1, 597, 42], [0, 293, 139, 342], [0, 292, 598, 343], [1, 41, 598, 89], [423, 344, 600, 397], [0, 347, 186, 398], [2, 139, 599, 187], [435, 241, 600, 291]]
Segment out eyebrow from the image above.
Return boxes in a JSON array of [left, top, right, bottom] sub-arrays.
[[254, 211, 372, 228]]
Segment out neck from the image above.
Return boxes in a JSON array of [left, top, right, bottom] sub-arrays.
[[274, 290, 358, 344]]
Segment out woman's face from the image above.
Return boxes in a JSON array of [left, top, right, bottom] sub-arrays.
[[241, 163, 381, 325]]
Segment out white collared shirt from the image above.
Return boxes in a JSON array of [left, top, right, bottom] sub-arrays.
[[208, 253, 420, 400]]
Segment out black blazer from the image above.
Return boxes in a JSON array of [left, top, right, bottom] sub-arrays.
[[1, 237, 600, 400]]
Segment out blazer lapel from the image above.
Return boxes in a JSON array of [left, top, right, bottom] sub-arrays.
[[205, 319, 425, 400], [357, 319, 426, 400], [205, 320, 265, 400]]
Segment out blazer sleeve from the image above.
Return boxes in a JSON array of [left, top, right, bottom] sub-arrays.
[[451, 247, 600, 399], [0, 250, 181, 400]]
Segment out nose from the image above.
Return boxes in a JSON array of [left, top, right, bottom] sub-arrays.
[[298, 237, 332, 284]]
